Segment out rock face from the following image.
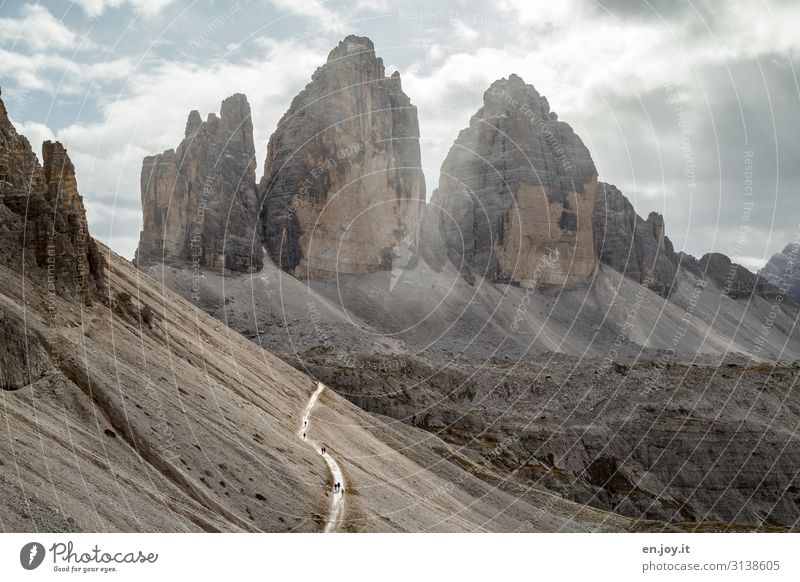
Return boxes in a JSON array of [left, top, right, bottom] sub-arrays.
[[681, 252, 778, 299], [0, 89, 104, 299], [259, 35, 425, 278], [761, 242, 800, 303], [422, 75, 598, 286], [592, 182, 679, 296], [136, 94, 261, 273]]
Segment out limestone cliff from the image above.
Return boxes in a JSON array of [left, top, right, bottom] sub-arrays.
[[136, 94, 261, 273], [259, 35, 425, 278], [0, 88, 104, 299], [592, 182, 679, 297], [421, 74, 598, 286]]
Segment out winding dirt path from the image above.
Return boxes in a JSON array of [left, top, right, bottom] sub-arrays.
[[300, 383, 345, 533]]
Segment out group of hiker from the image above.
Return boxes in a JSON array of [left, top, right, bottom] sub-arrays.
[[321, 448, 343, 493], [301, 386, 344, 497]]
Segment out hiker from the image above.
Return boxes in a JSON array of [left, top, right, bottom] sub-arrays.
[[303, 432, 306, 439], [321, 446, 326, 454], [304, 420, 307, 427]]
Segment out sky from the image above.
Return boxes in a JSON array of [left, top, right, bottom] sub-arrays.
[[1, 0, 799, 269]]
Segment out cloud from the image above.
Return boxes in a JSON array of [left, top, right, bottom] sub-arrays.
[[0, 48, 133, 93], [69, 0, 175, 17], [267, 0, 348, 33], [0, 4, 87, 51], [355, 0, 389, 10]]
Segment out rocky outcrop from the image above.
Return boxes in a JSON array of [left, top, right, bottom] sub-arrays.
[[592, 182, 679, 296], [136, 94, 261, 273], [421, 74, 598, 286], [689, 252, 779, 300], [0, 305, 50, 391], [0, 88, 104, 299], [761, 242, 800, 303], [259, 35, 425, 278]]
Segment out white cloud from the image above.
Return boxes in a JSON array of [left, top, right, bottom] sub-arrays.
[[0, 4, 87, 51], [0, 48, 133, 93], [355, 0, 389, 10], [69, 0, 175, 17], [496, 0, 580, 27], [451, 20, 479, 42], [267, 0, 347, 33]]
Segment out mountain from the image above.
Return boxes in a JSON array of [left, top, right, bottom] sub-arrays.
[[761, 242, 800, 303], [421, 74, 598, 285], [131, 36, 800, 530], [258, 35, 425, 278], [136, 94, 261, 273], [1, 87, 644, 533]]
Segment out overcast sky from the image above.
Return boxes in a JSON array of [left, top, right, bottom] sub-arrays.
[[1, 0, 799, 269]]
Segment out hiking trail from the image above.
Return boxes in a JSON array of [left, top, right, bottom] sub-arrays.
[[300, 383, 346, 533]]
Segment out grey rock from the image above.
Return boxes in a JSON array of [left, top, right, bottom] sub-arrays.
[[259, 35, 425, 278], [592, 182, 679, 297], [421, 74, 598, 285], [0, 88, 105, 300], [0, 305, 50, 391], [687, 252, 779, 300], [136, 93, 261, 273]]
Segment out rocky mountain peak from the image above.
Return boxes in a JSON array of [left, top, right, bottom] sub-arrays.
[[259, 35, 425, 278], [482, 74, 551, 118], [0, 89, 105, 299], [760, 241, 800, 302], [185, 110, 202, 137], [326, 34, 376, 62], [421, 74, 598, 285], [220, 92, 250, 121], [136, 93, 261, 273]]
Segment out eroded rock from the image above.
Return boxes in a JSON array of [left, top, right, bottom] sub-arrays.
[[421, 74, 598, 285], [592, 182, 679, 296], [258, 35, 425, 278], [0, 88, 105, 299], [136, 94, 261, 273]]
